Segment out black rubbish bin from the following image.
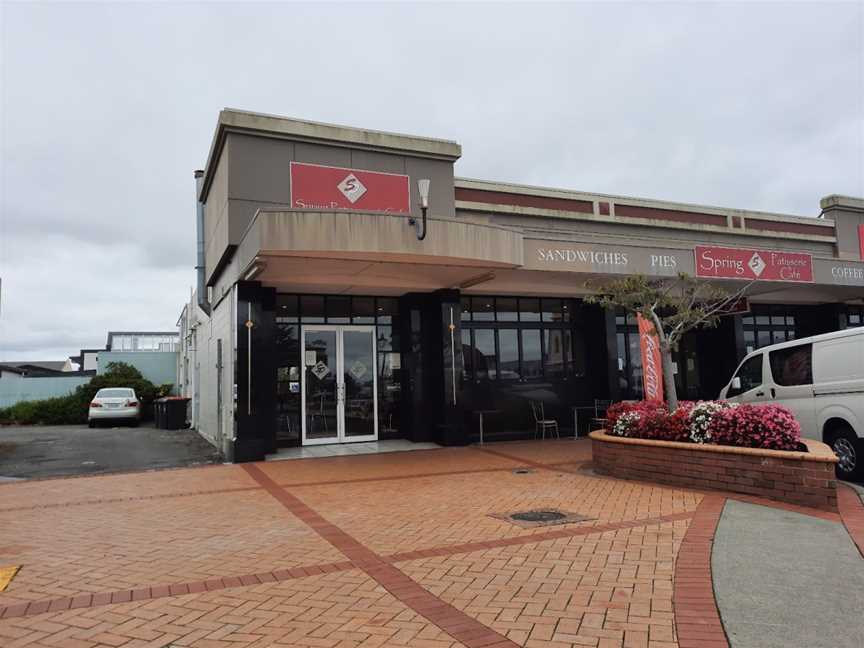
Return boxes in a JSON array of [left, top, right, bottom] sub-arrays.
[[161, 397, 190, 430], [153, 399, 165, 428]]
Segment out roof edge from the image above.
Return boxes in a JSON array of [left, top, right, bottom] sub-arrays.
[[820, 194, 864, 212], [455, 177, 834, 227], [200, 109, 462, 200]]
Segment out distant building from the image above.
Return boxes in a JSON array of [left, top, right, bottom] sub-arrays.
[[106, 331, 179, 353], [0, 360, 75, 377], [69, 349, 101, 372]]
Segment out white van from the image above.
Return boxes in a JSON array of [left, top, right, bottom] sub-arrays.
[[719, 327, 864, 480]]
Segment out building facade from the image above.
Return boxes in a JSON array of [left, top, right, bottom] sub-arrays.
[[180, 109, 864, 462]]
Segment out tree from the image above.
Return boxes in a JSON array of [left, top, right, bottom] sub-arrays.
[[587, 273, 752, 411]]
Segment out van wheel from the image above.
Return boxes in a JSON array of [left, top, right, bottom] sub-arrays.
[[829, 426, 863, 481]]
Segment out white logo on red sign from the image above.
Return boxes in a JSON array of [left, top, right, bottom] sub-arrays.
[[747, 252, 766, 277], [337, 174, 367, 204]]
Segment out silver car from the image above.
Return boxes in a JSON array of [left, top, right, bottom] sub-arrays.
[[88, 388, 141, 427]]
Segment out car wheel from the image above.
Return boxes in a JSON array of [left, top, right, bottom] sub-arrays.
[[88, 420, 95, 428], [129, 419, 139, 428], [829, 426, 864, 481]]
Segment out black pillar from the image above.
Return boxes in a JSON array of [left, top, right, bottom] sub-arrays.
[[730, 314, 746, 360], [598, 307, 621, 402], [234, 281, 277, 462], [399, 290, 467, 446]]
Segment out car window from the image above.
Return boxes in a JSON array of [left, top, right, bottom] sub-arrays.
[[96, 388, 134, 398], [769, 344, 812, 386], [728, 354, 763, 396]]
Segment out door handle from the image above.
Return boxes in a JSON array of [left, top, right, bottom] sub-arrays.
[[755, 391, 765, 397], [770, 388, 776, 398]]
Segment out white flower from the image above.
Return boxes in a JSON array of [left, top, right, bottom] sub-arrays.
[[613, 411, 642, 437], [688, 400, 737, 443]]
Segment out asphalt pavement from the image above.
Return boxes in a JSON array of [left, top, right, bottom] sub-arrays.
[[0, 424, 221, 479]]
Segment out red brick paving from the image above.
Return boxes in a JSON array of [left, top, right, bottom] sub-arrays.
[[838, 484, 864, 558], [242, 463, 519, 648], [672, 495, 728, 648], [1, 438, 854, 647]]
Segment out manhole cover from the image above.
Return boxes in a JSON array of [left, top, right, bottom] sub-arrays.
[[490, 508, 595, 528], [510, 510, 566, 523]]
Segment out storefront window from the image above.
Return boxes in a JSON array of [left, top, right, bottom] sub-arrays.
[[847, 306, 863, 328], [461, 329, 473, 378], [461, 296, 591, 438], [521, 329, 542, 379], [460, 297, 472, 322], [543, 329, 565, 378], [616, 312, 643, 400], [519, 298, 542, 322], [326, 296, 350, 323], [473, 329, 496, 379], [299, 296, 325, 323], [376, 325, 393, 351], [542, 299, 568, 323], [496, 298, 518, 322], [743, 307, 796, 351], [351, 297, 375, 323], [571, 330, 587, 378], [276, 295, 299, 322], [376, 297, 397, 325], [474, 299, 495, 321], [498, 330, 519, 379]]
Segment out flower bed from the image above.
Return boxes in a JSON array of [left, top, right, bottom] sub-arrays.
[[592, 400, 838, 511], [606, 400, 803, 451]]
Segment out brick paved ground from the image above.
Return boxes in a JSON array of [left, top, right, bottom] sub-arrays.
[[0, 438, 845, 648]]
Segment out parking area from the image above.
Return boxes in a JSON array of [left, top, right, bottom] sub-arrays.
[[0, 439, 862, 647], [0, 424, 221, 479]]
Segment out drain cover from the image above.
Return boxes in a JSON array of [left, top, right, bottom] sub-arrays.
[[490, 508, 595, 528], [510, 510, 566, 523]]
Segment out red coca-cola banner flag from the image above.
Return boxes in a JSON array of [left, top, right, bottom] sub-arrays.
[[694, 245, 813, 283], [290, 162, 411, 215], [637, 314, 664, 402], [859, 224, 864, 261]]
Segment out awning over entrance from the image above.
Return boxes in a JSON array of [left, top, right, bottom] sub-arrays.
[[236, 210, 523, 294], [235, 209, 864, 303]]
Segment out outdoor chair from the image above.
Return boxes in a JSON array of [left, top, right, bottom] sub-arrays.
[[530, 401, 559, 439], [591, 398, 612, 431]]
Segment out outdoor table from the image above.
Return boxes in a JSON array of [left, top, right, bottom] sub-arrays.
[[570, 405, 598, 439], [472, 409, 500, 445]]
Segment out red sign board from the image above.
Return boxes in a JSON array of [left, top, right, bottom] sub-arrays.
[[859, 224, 864, 261], [694, 245, 813, 283], [289, 162, 411, 215], [637, 314, 664, 402]]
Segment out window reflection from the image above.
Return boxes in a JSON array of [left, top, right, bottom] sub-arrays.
[[521, 330, 542, 379], [498, 330, 519, 379], [473, 329, 496, 379], [543, 329, 565, 378]]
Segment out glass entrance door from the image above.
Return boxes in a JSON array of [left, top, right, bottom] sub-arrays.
[[302, 325, 378, 444]]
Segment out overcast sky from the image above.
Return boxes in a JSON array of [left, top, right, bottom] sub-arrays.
[[1, 1, 862, 361]]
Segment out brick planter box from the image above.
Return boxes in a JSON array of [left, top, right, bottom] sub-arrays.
[[590, 430, 839, 512]]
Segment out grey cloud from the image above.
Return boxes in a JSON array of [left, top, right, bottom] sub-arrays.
[[1, 1, 862, 359]]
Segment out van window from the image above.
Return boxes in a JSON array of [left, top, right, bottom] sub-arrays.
[[769, 344, 812, 386], [728, 354, 763, 397]]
